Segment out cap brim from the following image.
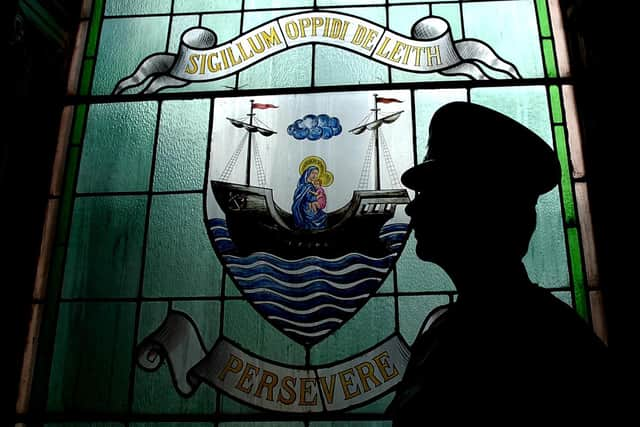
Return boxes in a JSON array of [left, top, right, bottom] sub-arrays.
[[401, 160, 439, 191]]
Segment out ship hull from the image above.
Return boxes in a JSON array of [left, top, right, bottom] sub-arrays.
[[211, 180, 410, 258]]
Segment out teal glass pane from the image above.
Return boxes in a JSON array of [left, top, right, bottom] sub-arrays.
[[153, 99, 210, 192], [47, 302, 136, 412], [143, 194, 223, 297], [390, 0, 456, 3], [201, 13, 242, 42], [131, 424, 212, 427], [390, 4, 464, 83], [168, 15, 199, 53], [133, 301, 219, 413], [414, 89, 468, 161], [324, 7, 386, 25], [220, 423, 303, 427], [377, 270, 394, 294], [238, 10, 311, 90], [219, 395, 264, 414], [62, 195, 147, 298], [239, 46, 312, 89], [105, 0, 172, 16], [395, 234, 455, 293], [223, 300, 305, 364], [47, 424, 123, 427], [174, 0, 242, 13], [470, 86, 569, 289], [77, 102, 157, 193], [552, 290, 573, 308], [246, 0, 314, 8], [318, 0, 385, 5], [315, 47, 387, 86], [310, 296, 394, 365], [347, 392, 394, 413], [399, 295, 449, 344], [462, 1, 543, 78], [93, 17, 169, 95]]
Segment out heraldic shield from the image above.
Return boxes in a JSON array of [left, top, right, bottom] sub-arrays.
[[205, 90, 413, 346]]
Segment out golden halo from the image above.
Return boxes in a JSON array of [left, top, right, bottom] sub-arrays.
[[298, 155, 334, 187]]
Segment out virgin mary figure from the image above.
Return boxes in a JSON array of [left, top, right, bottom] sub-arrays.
[[292, 165, 328, 230]]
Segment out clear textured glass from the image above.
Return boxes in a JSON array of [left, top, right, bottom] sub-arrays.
[[153, 99, 210, 192], [77, 102, 157, 193], [168, 15, 199, 53], [62, 196, 147, 298], [174, 0, 242, 13], [105, 0, 172, 16], [143, 194, 223, 297], [93, 17, 169, 95], [399, 295, 450, 344], [47, 302, 136, 411], [246, 0, 314, 8], [314, 46, 387, 86]]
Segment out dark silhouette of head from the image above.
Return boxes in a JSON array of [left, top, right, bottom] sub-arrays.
[[402, 102, 560, 289]]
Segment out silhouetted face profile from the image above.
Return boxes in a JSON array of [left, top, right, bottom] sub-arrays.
[[402, 102, 560, 273]]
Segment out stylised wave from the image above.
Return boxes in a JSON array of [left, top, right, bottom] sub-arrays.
[[205, 218, 409, 344]]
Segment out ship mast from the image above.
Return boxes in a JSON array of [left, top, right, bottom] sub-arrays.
[[373, 94, 381, 191], [245, 99, 255, 186]]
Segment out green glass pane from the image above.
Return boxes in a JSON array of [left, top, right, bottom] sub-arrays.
[[56, 146, 81, 244], [47, 302, 136, 412], [377, 270, 394, 294], [201, 13, 241, 43], [567, 227, 587, 319], [47, 424, 123, 427], [220, 423, 302, 427], [143, 194, 223, 297], [154, 99, 210, 192], [223, 300, 305, 364], [131, 424, 211, 427], [174, 0, 242, 13], [219, 395, 264, 414], [414, 89, 468, 161], [552, 290, 573, 308], [62, 195, 147, 298], [311, 296, 394, 365], [395, 233, 455, 293], [399, 295, 449, 345], [168, 15, 199, 53], [133, 301, 219, 413], [347, 391, 394, 413], [86, 0, 104, 57], [470, 86, 569, 290], [239, 46, 312, 89], [549, 85, 563, 124], [543, 38, 558, 77], [79, 59, 94, 95], [318, 0, 385, 5], [93, 17, 169, 95], [246, 0, 313, 9], [463, 1, 544, 78], [71, 104, 87, 145], [315, 46, 387, 86], [105, 0, 171, 16], [77, 102, 157, 193], [535, 0, 552, 37]]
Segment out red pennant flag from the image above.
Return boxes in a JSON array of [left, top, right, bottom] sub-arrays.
[[252, 103, 279, 109], [376, 97, 403, 104]]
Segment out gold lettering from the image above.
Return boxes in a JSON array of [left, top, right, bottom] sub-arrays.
[[338, 368, 361, 400], [217, 353, 243, 381], [323, 16, 331, 37], [354, 361, 382, 392], [375, 36, 392, 59], [414, 47, 423, 66], [339, 21, 349, 40], [254, 369, 278, 401], [220, 49, 230, 69], [207, 52, 221, 72], [425, 45, 442, 67], [199, 53, 207, 74], [236, 42, 253, 61], [298, 17, 311, 37], [401, 44, 413, 65], [312, 17, 324, 36], [248, 35, 265, 54], [299, 377, 318, 406], [319, 374, 337, 404], [362, 29, 378, 51], [388, 41, 405, 63], [235, 362, 259, 394], [351, 24, 367, 46], [285, 21, 299, 40], [261, 27, 282, 48], [185, 54, 199, 74], [277, 376, 297, 405], [226, 47, 242, 66], [330, 19, 342, 39], [373, 351, 399, 382]]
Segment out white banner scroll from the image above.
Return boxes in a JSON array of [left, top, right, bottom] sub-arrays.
[[114, 12, 521, 94]]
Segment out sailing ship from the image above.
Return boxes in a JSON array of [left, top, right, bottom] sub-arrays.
[[210, 95, 410, 259]]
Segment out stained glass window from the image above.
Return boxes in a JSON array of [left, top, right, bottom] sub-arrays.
[[17, 0, 604, 424]]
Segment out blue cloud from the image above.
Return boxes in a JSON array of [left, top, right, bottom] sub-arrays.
[[287, 114, 342, 141]]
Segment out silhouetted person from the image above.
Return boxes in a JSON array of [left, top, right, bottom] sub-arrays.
[[387, 102, 611, 423]]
